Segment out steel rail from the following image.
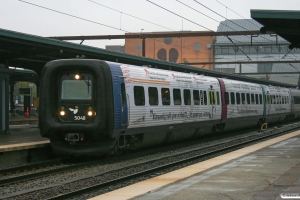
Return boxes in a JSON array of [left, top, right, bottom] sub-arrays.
[[44, 122, 299, 199]]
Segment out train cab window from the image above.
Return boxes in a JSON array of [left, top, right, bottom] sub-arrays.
[[203, 91, 207, 105], [148, 87, 158, 106], [121, 83, 127, 104], [230, 92, 235, 105], [193, 90, 200, 105], [184, 89, 191, 105], [241, 93, 246, 104], [61, 74, 93, 100], [173, 89, 181, 105], [134, 86, 145, 106], [255, 94, 259, 104], [246, 93, 250, 104], [236, 93, 241, 104], [216, 91, 220, 105], [161, 88, 170, 105], [259, 94, 262, 104], [251, 94, 255, 104], [225, 92, 229, 105]]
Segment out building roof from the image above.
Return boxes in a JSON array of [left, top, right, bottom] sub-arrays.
[[251, 9, 300, 49], [215, 19, 287, 45]]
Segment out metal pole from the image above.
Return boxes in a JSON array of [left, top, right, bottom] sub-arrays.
[[142, 38, 145, 57]]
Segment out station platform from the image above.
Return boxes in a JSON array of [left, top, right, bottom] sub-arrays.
[[92, 131, 300, 200], [0, 124, 50, 168], [0, 124, 49, 152], [9, 115, 38, 125]]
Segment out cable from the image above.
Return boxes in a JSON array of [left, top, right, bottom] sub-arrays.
[[215, 0, 263, 29], [194, 0, 274, 43], [17, 0, 214, 59], [87, 0, 174, 31], [17, 0, 130, 33], [146, 0, 279, 69]]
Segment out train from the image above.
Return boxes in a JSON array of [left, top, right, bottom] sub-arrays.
[[39, 59, 300, 155]]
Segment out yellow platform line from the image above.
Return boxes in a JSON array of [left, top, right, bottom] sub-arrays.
[[90, 130, 300, 200], [0, 140, 50, 152]]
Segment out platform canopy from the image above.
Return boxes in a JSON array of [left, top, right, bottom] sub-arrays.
[[0, 28, 296, 88], [251, 9, 300, 49]]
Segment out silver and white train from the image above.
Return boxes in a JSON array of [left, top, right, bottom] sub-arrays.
[[38, 59, 300, 155]]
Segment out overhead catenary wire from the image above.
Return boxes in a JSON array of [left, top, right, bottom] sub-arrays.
[[17, 0, 212, 60], [17, 0, 298, 75]]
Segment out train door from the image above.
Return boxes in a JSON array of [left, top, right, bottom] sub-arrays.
[[120, 83, 128, 127], [208, 86, 217, 119]]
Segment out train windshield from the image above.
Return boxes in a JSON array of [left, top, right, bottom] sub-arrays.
[[61, 79, 92, 100]]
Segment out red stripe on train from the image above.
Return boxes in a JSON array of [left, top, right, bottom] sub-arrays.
[[218, 78, 227, 119]]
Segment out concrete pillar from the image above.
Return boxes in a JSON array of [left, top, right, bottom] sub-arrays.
[[10, 82, 15, 115], [0, 70, 10, 134]]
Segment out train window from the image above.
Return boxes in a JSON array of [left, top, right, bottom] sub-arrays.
[[236, 93, 241, 104], [200, 90, 203, 105], [251, 94, 255, 104], [225, 92, 229, 105], [173, 89, 181, 105], [193, 90, 200, 105], [121, 83, 126, 104], [241, 93, 246, 104], [246, 93, 250, 104], [210, 91, 215, 105], [230, 92, 235, 105], [271, 95, 274, 104], [61, 76, 93, 100], [148, 87, 158, 106], [266, 94, 270, 104], [255, 94, 259, 104], [287, 96, 290, 104], [207, 91, 210, 106], [214, 91, 218, 105], [204, 91, 207, 105], [184, 90, 191, 105], [134, 86, 145, 106], [294, 96, 300, 104], [259, 94, 262, 104], [216, 91, 220, 105], [161, 88, 170, 105]]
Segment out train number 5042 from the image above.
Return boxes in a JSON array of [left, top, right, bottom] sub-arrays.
[[74, 116, 86, 120]]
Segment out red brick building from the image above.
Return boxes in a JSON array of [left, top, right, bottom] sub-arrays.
[[124, 32, 215, 70]]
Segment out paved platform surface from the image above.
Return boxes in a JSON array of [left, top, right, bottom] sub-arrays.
[[0, 124, 49, 152], [91, 131, 300, 200], [9, 115, 38, 125]]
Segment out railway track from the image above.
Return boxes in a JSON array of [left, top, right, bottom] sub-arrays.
[[1, 121, 300, 200]]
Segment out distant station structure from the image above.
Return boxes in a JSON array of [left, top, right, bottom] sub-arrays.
[[1, 9, 300, 135]]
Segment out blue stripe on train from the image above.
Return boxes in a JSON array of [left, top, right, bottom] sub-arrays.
[[108, 62, 123, 129]]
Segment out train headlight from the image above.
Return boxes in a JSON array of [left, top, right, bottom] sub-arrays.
[[87, 111, 93, 116], [75, 74, 80, 80], [60, 110, 66, 116]]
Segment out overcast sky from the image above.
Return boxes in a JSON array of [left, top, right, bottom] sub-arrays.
[[1, 0, 300, 48]]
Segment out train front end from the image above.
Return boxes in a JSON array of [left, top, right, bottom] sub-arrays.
[[39, 59, 115, 155]]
